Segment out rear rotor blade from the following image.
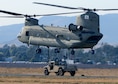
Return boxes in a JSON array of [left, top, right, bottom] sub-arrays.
[[33, 2, 84, 10], [35, 11, 83, 16], [33, 2, 118, 12]]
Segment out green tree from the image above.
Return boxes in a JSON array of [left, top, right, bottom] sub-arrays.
[[0, 52, 5, 61], [2, 44, 10, 57], [10, 44, 17, 56]]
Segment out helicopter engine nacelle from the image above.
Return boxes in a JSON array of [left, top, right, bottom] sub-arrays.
[[68, 23, 83, 31], [68, 23, 78, 31]]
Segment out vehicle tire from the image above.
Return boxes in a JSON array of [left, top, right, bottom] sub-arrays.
[[70, 71, 75, 76], [55, 72, 59, 76], [58, 68, 64, 76], [44, 69, 49, 76]]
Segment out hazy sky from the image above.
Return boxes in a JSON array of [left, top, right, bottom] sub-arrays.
[[0, 0, 118, 26]]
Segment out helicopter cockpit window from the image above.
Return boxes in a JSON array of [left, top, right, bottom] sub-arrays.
[[84, 15, 89, 20], [26, 31, 29, 36]]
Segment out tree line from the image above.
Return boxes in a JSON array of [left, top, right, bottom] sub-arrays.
[[0, 43, 118, 64]]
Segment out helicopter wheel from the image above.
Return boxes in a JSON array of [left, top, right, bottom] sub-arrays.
[[71, 49, 75, 55], [54, 48, 60, 53], [36, 48, 42, 54], [91, 49, 95, 54]]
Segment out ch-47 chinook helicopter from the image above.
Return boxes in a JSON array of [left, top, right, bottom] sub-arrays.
[[0, 2, 118, 54]]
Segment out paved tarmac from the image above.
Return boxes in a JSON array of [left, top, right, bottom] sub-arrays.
[[0, 63, 118, 79], [0, 73, 118, 79], [0, 63, 118, 69]]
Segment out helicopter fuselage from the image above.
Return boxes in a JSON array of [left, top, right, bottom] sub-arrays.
[[1, 4, 118, 50], [17, 24, 103, 49]]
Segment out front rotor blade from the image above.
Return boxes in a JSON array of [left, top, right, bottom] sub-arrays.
[[0, 10, 34, 18], [0, 16, 24, 18], [0, 10, 23, 15], [33, 2, 82, 10]]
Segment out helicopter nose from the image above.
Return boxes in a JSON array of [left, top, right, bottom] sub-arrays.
[[17, 34, 22, 41]]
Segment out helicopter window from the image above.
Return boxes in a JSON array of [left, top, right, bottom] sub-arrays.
[[84, 15, 89, 20], [26, 31, 29, 36]]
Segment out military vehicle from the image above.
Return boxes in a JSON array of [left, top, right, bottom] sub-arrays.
[[44, 60, 77, 76]]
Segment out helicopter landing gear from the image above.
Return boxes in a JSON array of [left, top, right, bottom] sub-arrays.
[[71, 49, 75, 55], [91, 48, 95, 54], [36, 47, 42, 54], [54, 48, 60, 53]]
